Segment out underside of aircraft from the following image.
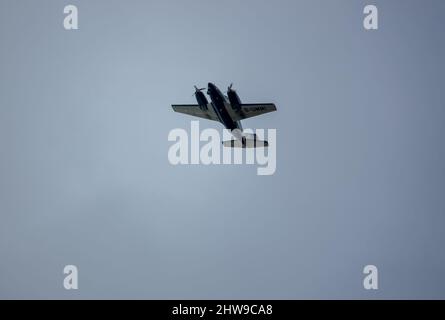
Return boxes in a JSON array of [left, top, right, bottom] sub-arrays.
[[171, 83, 276, 148]]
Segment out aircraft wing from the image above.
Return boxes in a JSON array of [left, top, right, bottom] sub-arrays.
[[232, 103, 277, 121], [171, 104, 219, 121]]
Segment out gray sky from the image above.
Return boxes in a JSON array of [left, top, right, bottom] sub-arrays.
[[0, 0, 444, 299]]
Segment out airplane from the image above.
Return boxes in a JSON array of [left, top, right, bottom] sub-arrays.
[[171, 82, 276, 148]]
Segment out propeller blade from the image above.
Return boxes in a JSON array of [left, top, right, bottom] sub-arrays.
[[194, 86, 205, 91], [193, 85, 206, 96]]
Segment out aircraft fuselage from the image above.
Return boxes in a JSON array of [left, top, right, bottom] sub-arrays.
[[207, 83, 243, 132]]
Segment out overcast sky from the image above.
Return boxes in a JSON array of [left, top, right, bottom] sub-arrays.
[[0, 0, 444, 299]]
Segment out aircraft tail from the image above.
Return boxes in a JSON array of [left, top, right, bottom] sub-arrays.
[[222, 138, 268, 148]]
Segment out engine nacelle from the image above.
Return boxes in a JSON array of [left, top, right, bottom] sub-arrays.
[[227, 88, 242, 111], [195, 91, 208, 111]]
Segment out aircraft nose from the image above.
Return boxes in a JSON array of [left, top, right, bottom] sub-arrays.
[[207, 82, 215, 94]]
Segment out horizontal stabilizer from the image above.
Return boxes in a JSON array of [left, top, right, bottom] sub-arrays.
[[222, 139, 268, 148]]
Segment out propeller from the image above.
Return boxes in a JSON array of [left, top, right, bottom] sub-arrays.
[[193, 85, 205, 96], [194, 85, 205, 92], [228, 83, 234, 91]]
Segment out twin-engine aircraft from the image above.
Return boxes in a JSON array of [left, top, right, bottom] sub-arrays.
[[171, 83, 276, 148]]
